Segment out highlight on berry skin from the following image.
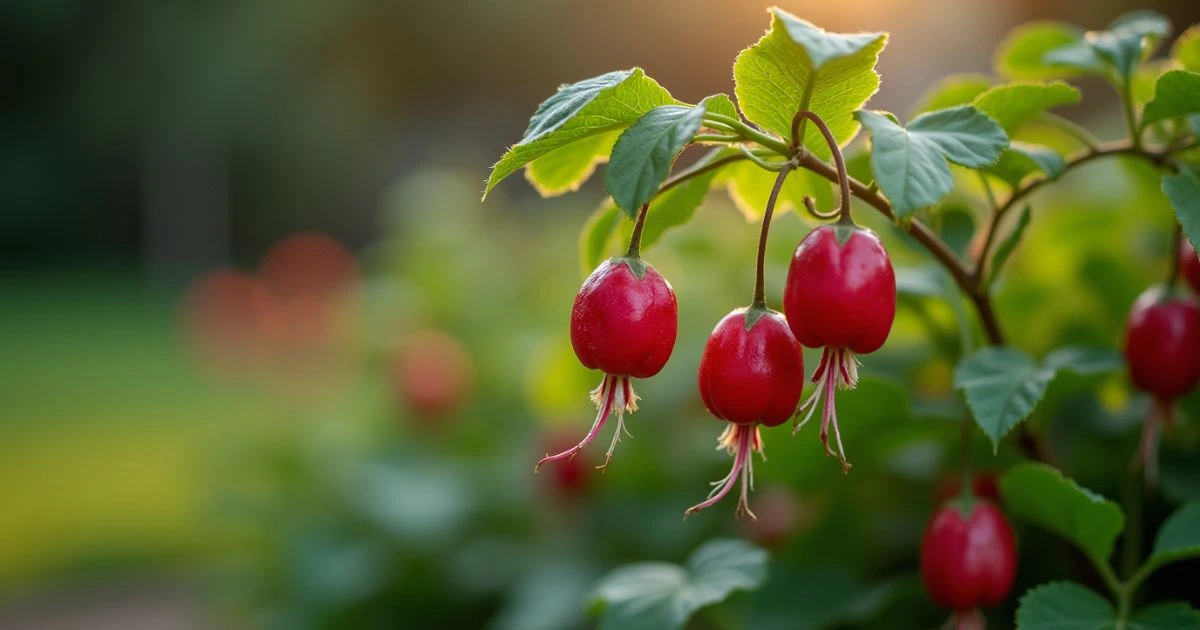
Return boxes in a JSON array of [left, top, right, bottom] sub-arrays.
[[536, 256, 678, 473]]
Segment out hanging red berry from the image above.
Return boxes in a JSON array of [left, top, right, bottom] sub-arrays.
[[920, 500, 1017, 614], [536, 257, 678, 471], [1124, 285, 1200, 483], [784, 224, 896, 472], [686, 307, 805, 519]]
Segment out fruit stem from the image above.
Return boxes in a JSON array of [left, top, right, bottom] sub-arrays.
[[958, 410, 974, 505], [1165, 223, 1182, 292], [753, 162, 794, 308], [625, 203, 650, 258], [790, 110, 853, 226]]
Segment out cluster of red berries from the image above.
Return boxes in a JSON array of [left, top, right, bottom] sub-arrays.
[[536, 220, 897, 519], [1123, 240, 1200, 483]]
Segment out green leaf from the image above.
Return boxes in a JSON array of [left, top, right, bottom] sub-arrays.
[[1015, 581, 1115, 629], [955, 346, 1121, 447], [995, 21, 1086, 79], [1143, 70, 1200, 126], [605, 104, 707, 216], [1000, 463, 1124, 564], [955, 347, 1055, 447], [1174, 25, 1200, 72], [973, 81, 1081, 134], [734, 8, 886, 158], [988, 142, 1067, 187], [525, 131, 619, 196], [857, 106, 1008, 217], [699, 94, 739, 119], [1163, 166, 1200, 253], [484, 69, 673, 198], [579, 202, 624, 273], [987, 205, 1032, 286], [1149, 502, 1200, 567], [716, 159, 834, 221], [592, 538, 768, 630], [910, 73, 993, 116], [1043, 11, 1171, 80], [1130, 602, 1200, 629]]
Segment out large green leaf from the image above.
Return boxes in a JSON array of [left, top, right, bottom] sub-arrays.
[[605, 104, 707, 216], [973, 81, 1081, 134], [591, 538, 768, 630], [1016, 581, 1115, 629], [525, 131, 618, 196], [1143, 70, 1200, 126], [734, 8, 886, 158], [1000, 463, 1124, 564], [1163, 166, 1200, 253], [954, 346, 1121, 447], [716, 159, 834, 221], [1042, 11, 1171, 80], [856, 107, 1007, 217], [910, 73, 993, 116], [955, 347, 1055, 446], [1175, 25, 1200, 72], [484, 69, 673, 198], [1149, 502, 1200, 568]]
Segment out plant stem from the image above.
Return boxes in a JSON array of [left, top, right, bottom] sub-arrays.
[[704, 112, 792, 156], [1119, 473, 1142, 580], [1165, 223, 1183, 290], [626, 203, 649, 258], [754, 163, 794, 307], [792, 111, 852, 224], [959, 409, 974, 502], [659, 153, 748, 195], [1120, 78, 1141, 151], [693, 133, 743, 143]]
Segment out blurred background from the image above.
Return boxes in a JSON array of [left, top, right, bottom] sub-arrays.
[[3, 0, 1200, 628]]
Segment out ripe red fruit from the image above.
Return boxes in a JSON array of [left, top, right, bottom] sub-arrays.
[[390, 330, 473, 419], [784, 225, 896, 472], [920, 500, 1017, 612], [537, 257, 678, 471], [1124, 286, 1200, 483], [1125, 286, 1200, 401], [1180, 239, 1200, 295], [685, 307, 804, 519]]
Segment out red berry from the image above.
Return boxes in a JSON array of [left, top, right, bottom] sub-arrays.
[[698, 308, 806, 427], [1124, 286, 1200, 402], [537, 257, 678, 472], [686, 307, 804, 519], [920, 500, 1017, 611], [390, 330, 473, 419], [784, 225, 896, 353], [784, 225, 896, 472], [1180, 239, 1200, 295]]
